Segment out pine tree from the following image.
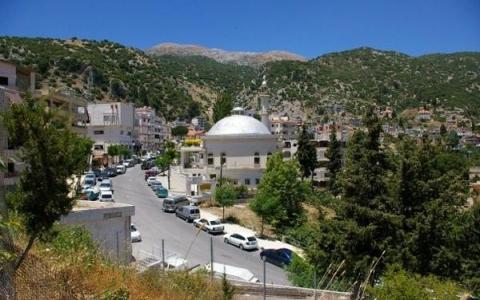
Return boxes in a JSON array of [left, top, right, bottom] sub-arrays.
[[212, 93, 233, 123], [296, 125, 317, 181], [325, 123, 342, 194]]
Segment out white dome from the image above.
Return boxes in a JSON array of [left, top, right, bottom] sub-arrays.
[[207, 115, 271, 136]]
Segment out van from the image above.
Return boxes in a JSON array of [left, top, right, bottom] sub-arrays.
[[99, 179, 113, 192], [175, 205, 200, 222], [162, 195, 189, 212], [99, 190, 114, 202], [116, 165, 126, 174]]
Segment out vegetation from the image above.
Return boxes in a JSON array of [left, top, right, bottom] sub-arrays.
[[107, 144, 131, 164], [250, 153, 309, 233], [367, 265, 466, 300], [285, 109, 479, 296], [325, 124, 342, 194], [155, 141, 177, 189], [2, 96, 92, 271], [171, 125, 189, 137], [0, 37, 200, 121], [212, 93, 234, 123], [214, 183, 238, 221], [296, 125, 317, 182]]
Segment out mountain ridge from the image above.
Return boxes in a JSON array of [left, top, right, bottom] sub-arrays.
[[147, 42, 306, 67]]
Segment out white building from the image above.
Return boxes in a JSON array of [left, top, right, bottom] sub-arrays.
[[60, 200, 135, 264], [87, 102, 135, 159], [135, 106, 169, 152], [180, 108, 278, 193]]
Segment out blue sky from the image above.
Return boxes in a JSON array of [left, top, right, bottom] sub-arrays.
[[1, 0, 479, 58]]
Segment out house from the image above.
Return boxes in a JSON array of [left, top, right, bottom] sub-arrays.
[[416, 108, 432, 121], [87, 102, 135, 164], [134, 106, 169, 152]]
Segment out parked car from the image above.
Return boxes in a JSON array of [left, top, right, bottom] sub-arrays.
[[150, 181, 162, 191], [155, 186, 169, 198], [81, 187, 99, 200], [162, 195, 189, 212], [193, 218, 224, 234], [92, 169, 102, 181], [106, 167, 117, 177], [99, 190, 114, 202], [84, 171, 96, 182], [259, 248, 293, 267], [144, 169, 159, 180], [82, 177, 96, 191], [146, 176, 158, 186], [141, 160, 155, 170], [116, 164, 126, 174], [130, 224, 142, 242], [97, 170, 109, 181], [99, 179, 113, 192], [175, 205, 200, 222], [224, 233, 258, 250]]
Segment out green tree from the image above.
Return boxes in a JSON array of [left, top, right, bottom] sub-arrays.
[[249, 192, 281, 237], [325, 124, 342, 194], [296, 126, 317, 182], [155, 141, 177, 189], [367, 265, 466, 300], [2, 97, 92, 271], [254, 153, 308, 233], [446, 130, 460, 149], [214, 183, 237, 221], [110, 79, 126, 99], [171, 126, 189, 137], [212, 93, 233, 123], [107, 144, 119, 164], [440, 124, 447, 136]]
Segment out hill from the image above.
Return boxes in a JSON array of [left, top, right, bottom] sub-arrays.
[[2, 37, 479, 121], [147, 42, 306, 67], [0, 36, 204, 121], [247, 47, 480, 118]]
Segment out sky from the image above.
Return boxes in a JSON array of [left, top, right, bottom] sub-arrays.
[[1, 0, 479, 58]]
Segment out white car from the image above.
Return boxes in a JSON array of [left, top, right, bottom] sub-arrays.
[[99, 190, 114, 202], [224, 233, 258, 250], [98, 179, 113, 192], [146, 176, 157, 186], [130, 224, 142, 242], [193, 218, 224, 234]]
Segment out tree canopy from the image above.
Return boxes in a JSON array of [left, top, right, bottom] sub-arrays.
[[212, 93, 233, 123], [2, 97, 92, 270], [296, 125, 317, 180]]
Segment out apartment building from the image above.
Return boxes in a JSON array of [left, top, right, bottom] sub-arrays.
[[134, 106, 169, 152], [87, 102, 135, 161], [270, 115, 302, 141]]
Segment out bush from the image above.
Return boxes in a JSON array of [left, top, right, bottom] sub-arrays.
[[367, 265, 468, 300]]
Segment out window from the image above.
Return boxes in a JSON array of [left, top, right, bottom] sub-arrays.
[[94, 144, 104, 150], [120, 130, 124, 135], [207, 153, 213, 165], [210, 174, 216, 179], [254, 152, 260, 165], [94, 130, 104, 135], [0, 76, 8, 86], [244, 178, 250, 185], [255, 178, 260, 185], [127, 131, 132, 136], [7, 162, 14, 173], [103, 114, 117, 123], [233, 179, 238, 185], [221, 153, 226, 164]]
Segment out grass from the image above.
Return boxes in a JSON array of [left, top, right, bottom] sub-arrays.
[[11, 227, 225, 300]]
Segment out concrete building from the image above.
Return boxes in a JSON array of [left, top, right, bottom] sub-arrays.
[[43, 88, 89, 136], [134, 106, 169, 152], [270, 116, 302, 141], [87, 102, 135, 161], [60, 200, 135, 264]]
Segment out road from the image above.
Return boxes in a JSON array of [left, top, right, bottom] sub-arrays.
[[111, 164, 291, 285]]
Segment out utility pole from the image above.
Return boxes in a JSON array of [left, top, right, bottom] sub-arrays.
[[210, 237, 214, 281], [263, 257, 267, 300], [161, 239, 165, 271]]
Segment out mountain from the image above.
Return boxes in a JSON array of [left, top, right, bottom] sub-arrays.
[[147, 43, 306, 67], [250, 47, 480, 118], [2, 36, 479, 122]]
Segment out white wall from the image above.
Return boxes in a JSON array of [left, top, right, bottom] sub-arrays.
[[0, 61, 16, 88]]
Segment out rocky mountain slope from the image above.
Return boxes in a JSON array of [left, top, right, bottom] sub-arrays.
[[2, 37, 479, 122], [147, 43, 306, 67]]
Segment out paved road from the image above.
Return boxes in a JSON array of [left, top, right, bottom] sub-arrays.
[[111, 165, 290, 285]]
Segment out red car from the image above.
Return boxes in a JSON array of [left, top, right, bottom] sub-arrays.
[[144, 169, 159, 181]]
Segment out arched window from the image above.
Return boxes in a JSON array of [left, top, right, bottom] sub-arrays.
[[254, 152, 260, 165]]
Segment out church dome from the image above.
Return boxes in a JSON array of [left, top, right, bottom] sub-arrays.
[[207, 115, 271, 136]]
